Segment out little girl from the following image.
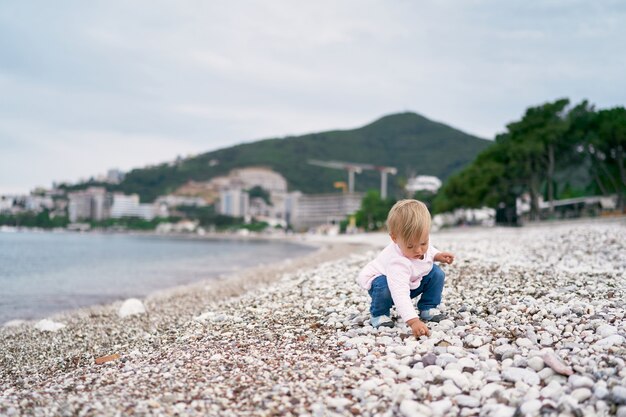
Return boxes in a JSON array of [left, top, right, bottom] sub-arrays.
[[357, 199, 454, 338]]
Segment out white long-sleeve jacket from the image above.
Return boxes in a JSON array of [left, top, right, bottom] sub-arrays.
[[357, 242, 440, 322]]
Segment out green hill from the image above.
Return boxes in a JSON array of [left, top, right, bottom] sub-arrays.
[[117, 112, 491, 202]]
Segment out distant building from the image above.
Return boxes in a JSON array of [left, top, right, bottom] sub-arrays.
[[406, 175, 442, 193], [110, 193, 161, 220], [291, 192, 364, 231], [106, 169, 125, 184], [218, 188, 249, 218], [229, 167, 288, 194], [0, 196, 15, 213], [155, 195, 208, 208], [68, 187, 110, 222]]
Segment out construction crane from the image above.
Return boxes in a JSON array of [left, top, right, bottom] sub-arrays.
[[308, 159, 397, 198], [333, 181, 348, 193]]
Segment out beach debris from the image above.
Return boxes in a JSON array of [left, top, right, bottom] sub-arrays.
[[34, 319, 66, 332], [95, 353, 120, 365], [118, 298, 146, 318]]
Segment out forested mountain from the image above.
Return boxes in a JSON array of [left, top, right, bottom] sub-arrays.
[[111, 112, 491, 202]]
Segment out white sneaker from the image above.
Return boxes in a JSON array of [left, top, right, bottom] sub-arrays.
[[370, 315, 394, 328], [419, 308, 447, 323]]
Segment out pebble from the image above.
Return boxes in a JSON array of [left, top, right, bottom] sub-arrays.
[[454, 395, 480, 408], [33, 319, 66, 332], [118, 298, 146, 318], [527, 356, 544, 371], [502, 367, 540, 385]]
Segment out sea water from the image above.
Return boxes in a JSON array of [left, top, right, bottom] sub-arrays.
[[0, 231, 313, 323]]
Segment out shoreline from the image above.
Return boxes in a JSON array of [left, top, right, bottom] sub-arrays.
[[1, 232, 366, 327], [1, 221, 624, 416], [0, 230, 330, 329]]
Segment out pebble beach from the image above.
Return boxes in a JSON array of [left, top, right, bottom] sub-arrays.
[[1, 219, 625, 417]]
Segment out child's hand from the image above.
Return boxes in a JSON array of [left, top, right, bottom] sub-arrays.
[[435, 252, 455, 264], [407, 318, 430, 338]]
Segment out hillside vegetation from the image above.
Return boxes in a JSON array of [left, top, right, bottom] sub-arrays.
[[108, 112, 490, 202]]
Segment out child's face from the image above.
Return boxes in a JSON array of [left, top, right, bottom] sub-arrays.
[[391, 232, 429, 260]]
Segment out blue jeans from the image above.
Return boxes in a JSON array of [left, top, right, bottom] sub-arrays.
[[368, 264, 445, 317]]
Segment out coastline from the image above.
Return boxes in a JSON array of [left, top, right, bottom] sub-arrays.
[[0, 230, 328, 326], [1, 221, 625, 416]]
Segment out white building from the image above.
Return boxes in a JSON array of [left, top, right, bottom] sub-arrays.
[[110, 193, 161, 220], [218, 188, 249, 218], [0, 196, 15, 213], [68, 187, 109, 222], [155, 195, 208, 208], [230, 167, 287, 194], [406, 175, 442, 193], [291, 192, 363, 231]]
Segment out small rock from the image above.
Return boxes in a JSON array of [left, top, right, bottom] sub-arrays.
[[34, 319, 66, 332], [429, 398, 452, 416], [612, 386, 626, 405], [569, 375, 594, 389], [118, 298, 146, 318], [527, 356, 545, 371], [571, 388, 592, 402], [502, 367, 540, 386], [596, 324, 617, 338], [454, 394, 479, 408], [422, 353, 437, 366], [520, 399, 542, 415]]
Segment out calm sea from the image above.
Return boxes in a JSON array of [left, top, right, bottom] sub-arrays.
[[0, 231, 313, 324]]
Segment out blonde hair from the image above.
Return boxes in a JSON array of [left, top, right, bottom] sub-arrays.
[[386, 199, 431, 242]]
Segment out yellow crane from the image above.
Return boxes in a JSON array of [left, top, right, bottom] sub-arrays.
[[333, 181, 348, 193]]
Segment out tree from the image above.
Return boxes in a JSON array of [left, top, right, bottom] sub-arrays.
[[503, 98, 570, 218], [354, 191, 395, 231], [591, 107, 626, 211]]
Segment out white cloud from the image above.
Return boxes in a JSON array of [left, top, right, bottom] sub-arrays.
[[1, 0, 625, 194]]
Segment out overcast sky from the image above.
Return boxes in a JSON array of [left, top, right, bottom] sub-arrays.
[[1, 0, 625, 194]]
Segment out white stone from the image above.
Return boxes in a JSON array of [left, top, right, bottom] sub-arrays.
[[594, 386, 609, 399], [571, 388, 592, 402], [515, 337, 534, 348], [612, 386, 626, 404], [394, 345, 414, 357], [342, 349, 359, 360], [593, 334, 625, 348], [429, 398, 452, 416], [519, 399, 542, 415], [502, 367, 540, 386], [569, 375, 594, 389], [441, 382, 461, 397], [596, 324, 617, 338], [540, 380, 563, 399], [34, 319, 66, 332], [454, 394, 480, 408], [457, 357, 476, 369], [480, 404, 515, 417], [480, 383, 505, 398], [440, 369, 470, 390], [360, 378, 383, 391], [326, 397, 351, 409], [399, 400, 431, 417], [118, 298, 146, 318], [527, 356, 545, 371]]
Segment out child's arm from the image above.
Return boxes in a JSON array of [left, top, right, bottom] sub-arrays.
[[434, 251, 455, 264]]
